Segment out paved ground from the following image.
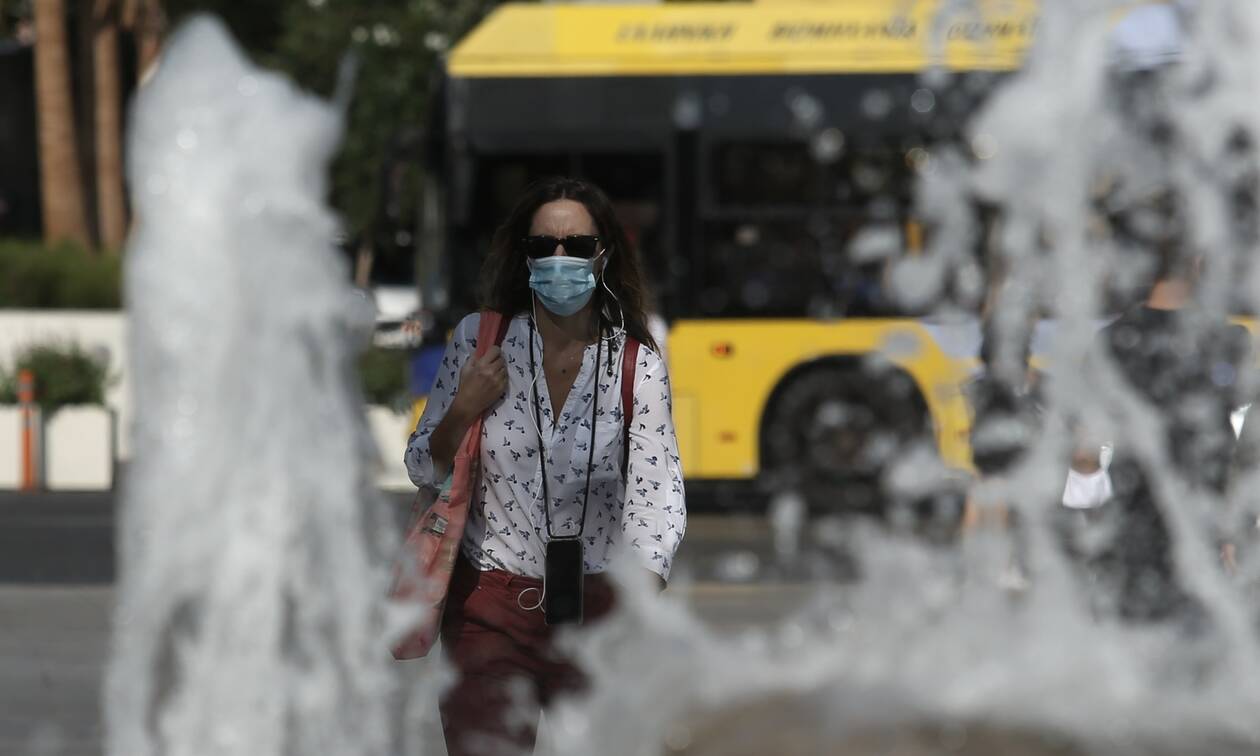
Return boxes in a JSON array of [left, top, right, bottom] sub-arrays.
[[0, 587, 109, 756], [0, 490, 820, 756]]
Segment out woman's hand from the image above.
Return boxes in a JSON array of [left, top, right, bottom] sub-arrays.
[[1070, 447, 1102, 474], [451, 346, 508, 419]]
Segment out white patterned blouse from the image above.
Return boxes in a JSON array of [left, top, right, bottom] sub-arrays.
[[404, 312, 686, 580]]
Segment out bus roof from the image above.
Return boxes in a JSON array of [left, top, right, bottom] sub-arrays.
[[448, 1, 1038, 79]]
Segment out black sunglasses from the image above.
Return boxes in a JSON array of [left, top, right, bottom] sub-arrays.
[[521, 235, 601, 259]]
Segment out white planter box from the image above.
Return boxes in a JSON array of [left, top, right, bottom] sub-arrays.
[[0, 407, 22, 488], [368, 406, 416, 492], [45, 406, 114, 490]]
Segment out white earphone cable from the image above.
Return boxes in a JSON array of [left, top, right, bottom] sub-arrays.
[[517, 586, 544, 611]]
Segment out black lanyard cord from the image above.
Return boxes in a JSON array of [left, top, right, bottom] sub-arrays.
[[529, 317, 601, 540]]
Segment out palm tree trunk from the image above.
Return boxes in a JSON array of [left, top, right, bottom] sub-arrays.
[[93, 0, 127, 251], [133, 0, 164, 82], [34, 0, 92, 246]]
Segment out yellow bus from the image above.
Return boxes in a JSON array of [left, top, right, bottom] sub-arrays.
[[418, 1, 1038, 510]]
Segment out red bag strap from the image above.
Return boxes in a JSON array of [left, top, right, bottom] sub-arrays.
[[620, 337, 640, 479], [475, 310, 511, 357]]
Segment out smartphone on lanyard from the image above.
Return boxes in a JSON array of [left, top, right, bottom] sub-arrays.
[[545, 537, 584, 625]]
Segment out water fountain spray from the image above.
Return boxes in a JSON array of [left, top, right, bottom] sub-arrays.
[[103, 17, 396, 756]]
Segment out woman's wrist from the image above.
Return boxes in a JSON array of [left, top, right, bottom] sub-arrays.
[[445, 395, 479, 428], [431, 396, 479, 473]]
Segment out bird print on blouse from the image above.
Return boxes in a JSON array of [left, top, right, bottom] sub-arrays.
[[404, 312, 686, 579]]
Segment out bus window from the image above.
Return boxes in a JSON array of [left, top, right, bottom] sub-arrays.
[[698, 220, 895, 318], [696, 141, 915, 318], [713, 142, 821, 206], [709, 141, 910, 212]]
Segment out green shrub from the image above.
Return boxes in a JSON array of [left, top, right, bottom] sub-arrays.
[[0, 239, 122, 309], [0, 342, 111, 417], [359, 346, 409, 410]]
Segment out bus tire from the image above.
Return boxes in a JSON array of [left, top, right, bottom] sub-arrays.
[[759, 362, 930, 515]]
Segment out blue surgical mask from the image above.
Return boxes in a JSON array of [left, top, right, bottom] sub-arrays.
[[527, 255, 598, 316]]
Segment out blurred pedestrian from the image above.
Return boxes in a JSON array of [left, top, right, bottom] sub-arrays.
[[960, 316, 1052, 592], [971, 322, 1046, 475], [1074, 190, 1250, 623]]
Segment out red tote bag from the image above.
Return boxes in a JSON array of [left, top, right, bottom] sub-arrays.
[[390, 310, 508, 660]]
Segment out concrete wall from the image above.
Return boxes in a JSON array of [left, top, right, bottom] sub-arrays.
[[369, 406, 417, 492], [0, 311, 416, 491]]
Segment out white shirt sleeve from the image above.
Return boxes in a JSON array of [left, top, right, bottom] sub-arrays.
[[621, 345, 687, 580], [403, 314, 478, 492]]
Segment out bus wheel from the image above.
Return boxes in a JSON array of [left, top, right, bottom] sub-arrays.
[[760, 364, 929, 515]]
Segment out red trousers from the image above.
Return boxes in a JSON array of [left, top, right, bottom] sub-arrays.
[[439, 557, 615, 756]]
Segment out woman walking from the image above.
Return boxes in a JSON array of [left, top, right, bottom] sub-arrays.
[[403, 177, 686, 756]]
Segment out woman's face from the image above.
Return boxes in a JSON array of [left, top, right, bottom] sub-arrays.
[[528, 199, 602, 263]]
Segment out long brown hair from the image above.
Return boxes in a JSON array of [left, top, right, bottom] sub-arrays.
[[479, 176, 659, 351]]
